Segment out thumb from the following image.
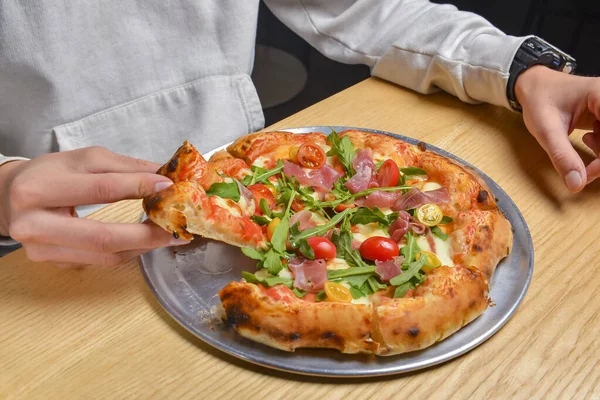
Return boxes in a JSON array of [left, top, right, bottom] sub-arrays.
[[530, 116, 587, 192]]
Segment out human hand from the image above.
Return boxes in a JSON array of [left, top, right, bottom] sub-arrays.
[[0, 147, 187, 267], [515, 65, 600, 192]]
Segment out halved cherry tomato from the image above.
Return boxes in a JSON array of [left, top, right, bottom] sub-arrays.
[[334, 202, 356, 212], [376, 159, 400, 187], [289, 144, 300, 163], [306, 236, 337, 260], [324, 281, 353, 303], [359, 236, 399, 261], [416, 203, 443, 226], [247, 184, 276, 214], [297, 143, 326, 169], [416, 250, 442, 273], [267, 217, 281, 241]]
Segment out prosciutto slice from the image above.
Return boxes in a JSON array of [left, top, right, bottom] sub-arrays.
[[288, 257, 328, 292], [283, 161, 342, 191], [289, 210, 316, 231], [392, 187, 451, 211], [344, 149, 378, 194], [388, 211, 428, 241], [354, 190, 398, 208], [375, 256, 405, 281]]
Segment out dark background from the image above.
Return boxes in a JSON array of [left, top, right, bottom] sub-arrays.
[[254, 0, 600, 126]]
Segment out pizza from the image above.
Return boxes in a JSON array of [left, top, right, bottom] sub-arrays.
[[143, 129, 513, 356]]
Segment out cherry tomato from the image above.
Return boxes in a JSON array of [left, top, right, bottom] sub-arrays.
[[306, 236, 337, 260], [334, 202, 355, 212], [247, 184, 275, 214], [359, 236, 399, 261], [376, 159, 400, 187], [289, 144, 300, 163], [416, 203, 443, 226], [416, 250, 442, 273], [324, 282, 353, 303], [297, 143, 326, 169], [291, 198, 306, 212], [267, 217, 281, 241]]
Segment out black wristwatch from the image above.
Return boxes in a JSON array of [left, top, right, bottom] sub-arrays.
[[506, 36, 577, 111]]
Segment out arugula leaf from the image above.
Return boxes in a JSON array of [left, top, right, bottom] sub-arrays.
[[316, 291, 327, 302], [328, 265, 376, 280], [400, 231, 420, 264], [390, 256, 426, 286], [349, 286, 366, 299], [431, 226, 449, 240], [326, 129, 356, 176], [342, 273, 373, 288], [241, 271, 293, 288], [368, 276, 387, 293], [350, 207, 398, 227], [263, 250, 284, 275], [290, 208, 354, 242], [259, 198, 273, 217], [400, 167, 427, 176], [250, 215, 271, 226], [297, 239, 316, 260], [440, 216, 454, 224], [394, 282, 412, 298], [241, 247, 264, 260], [242, 161, 284, 186], [270, 217, 289, 253], [292, 288, 307, 298], [206, 181, 240, 201]]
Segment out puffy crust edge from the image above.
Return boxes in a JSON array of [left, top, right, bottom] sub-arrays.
[[219, 282, 379, 354]]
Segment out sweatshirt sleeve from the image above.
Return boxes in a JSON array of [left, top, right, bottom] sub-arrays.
[[264, 0, 528, 108]]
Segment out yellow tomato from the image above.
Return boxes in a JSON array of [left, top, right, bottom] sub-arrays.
[[416, 203, 443, 226], [416, 250, 442, 273], [288, 145, 300, 163], [267, 217, 281, 241], [324, 282, 353, 303]]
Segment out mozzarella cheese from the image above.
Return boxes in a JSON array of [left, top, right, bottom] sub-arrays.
[[416, 234, 455, 267], [327, 258, 351, 270], [211, 193, 254, 217], [353, 223, 390, 243], [254, 269, 271, 280], [422, 181, 442, 192], [278, 268, 293, 279]]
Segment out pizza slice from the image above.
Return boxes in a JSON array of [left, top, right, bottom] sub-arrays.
[[144, 130, 513, 356]]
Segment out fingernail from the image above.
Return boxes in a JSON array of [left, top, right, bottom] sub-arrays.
[[154, 180, 173, 193], [169, 237, 190, 246], [565, 170, 582, 191]]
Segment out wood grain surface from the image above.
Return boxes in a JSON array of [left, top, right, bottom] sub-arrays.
[[1, 78, 599, 399]]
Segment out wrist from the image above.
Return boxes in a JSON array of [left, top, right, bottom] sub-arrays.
[[514, 65, 551, 108], [0, 160, 26, 236]]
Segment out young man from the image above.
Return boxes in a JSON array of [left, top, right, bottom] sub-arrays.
[[1, 0, 598, 264]]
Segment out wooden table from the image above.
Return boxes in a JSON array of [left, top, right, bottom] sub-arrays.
[[2, 78, 599, 399]]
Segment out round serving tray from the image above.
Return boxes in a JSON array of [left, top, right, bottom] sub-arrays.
[[140, 126, 533, 377]]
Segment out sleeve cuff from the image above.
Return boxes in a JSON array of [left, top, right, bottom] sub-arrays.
[[463, 34, 532, 109], [0, 156, 29, 167]]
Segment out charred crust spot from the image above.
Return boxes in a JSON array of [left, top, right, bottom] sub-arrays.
[[417, 141, 427, 152], [477, 190, 489, 203], [480, 225, 489, 231], [226, 306, 249, 327], [393, 329, 400, 335], [172, 232, 179, 239], [167, 157, 179, 172], [408, 327, 420, 337], [143, 194, 162, 211], [469, 300, 477, 309], [448, 287, 455, 298], [290, 333, 301, 341], [473, 244, 483, 253], [321, 331, 336, 340]]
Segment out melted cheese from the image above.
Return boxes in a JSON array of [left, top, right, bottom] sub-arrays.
[[422, 181, 442, 192], [338, 281, 373, 305], [327, 258, 351, 270], [211, 192, 254, 217], [353, 223, 389, 243], [252, 155, 271, 168], [254, 269, 271, 280], [278, 268, 293, 279], [416, 234, 455, 267]]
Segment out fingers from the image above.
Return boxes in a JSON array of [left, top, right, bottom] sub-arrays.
[[67, 146, 162, 174], [531, 117, 587, 192], [582, 122, 600, 157], [11, 172, 173, 208], [24, 243, 148, 266], [10, 213, 189, 254], [586, 158, 600, 184]]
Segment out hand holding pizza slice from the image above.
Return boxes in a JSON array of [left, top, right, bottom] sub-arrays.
[[143, 129, 513, 356]]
